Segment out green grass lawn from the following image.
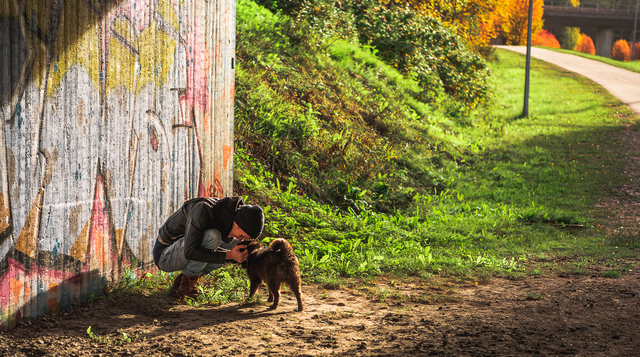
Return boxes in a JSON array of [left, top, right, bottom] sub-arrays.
[[239, 48, 638, 290], [542, 46, 640, 74]]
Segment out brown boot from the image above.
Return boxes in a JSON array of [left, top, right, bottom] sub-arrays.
[[177, 275, 200, 300], [170, 273, 183, 296]]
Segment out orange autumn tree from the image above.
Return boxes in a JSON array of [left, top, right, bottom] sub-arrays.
[[533, 29, 560, 48], [575, 34, 595, 55], [499, 0, 544, 45], [396, 0, 501, 50], [611, 39, 631, 61]]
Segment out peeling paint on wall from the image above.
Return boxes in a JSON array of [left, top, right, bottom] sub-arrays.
[[0, 0, 236, 329]]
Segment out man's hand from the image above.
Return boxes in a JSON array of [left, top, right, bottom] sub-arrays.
[[226, 244, 248, 263]]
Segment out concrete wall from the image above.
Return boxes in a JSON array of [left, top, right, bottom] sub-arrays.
[[0, 0, 235, 329]]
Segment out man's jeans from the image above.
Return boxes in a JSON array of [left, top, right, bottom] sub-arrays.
[[158, 229, 238, 276]]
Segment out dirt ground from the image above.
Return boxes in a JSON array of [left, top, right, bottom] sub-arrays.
[[1, 271, 639, 357], [3, 123, 640, 357]]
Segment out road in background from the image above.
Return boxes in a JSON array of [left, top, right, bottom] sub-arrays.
[[496, 46, 640, 116]]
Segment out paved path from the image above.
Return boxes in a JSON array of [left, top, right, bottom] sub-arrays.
[[496, 46, 640, 115]]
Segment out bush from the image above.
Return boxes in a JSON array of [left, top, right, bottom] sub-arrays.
[[534, 30, 560, 48], [349, 2, 490, 108], [575, 34, 595, 55], [561, 27, 580, 50], [635, 41, 640, 60], [611, 39, 631, 61], [253, 0, 490, 109]]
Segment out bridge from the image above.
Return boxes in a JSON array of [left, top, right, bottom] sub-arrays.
[[543, 1, 639, 57]]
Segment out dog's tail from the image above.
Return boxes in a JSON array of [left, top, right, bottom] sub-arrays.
[[269, 238, 296, 259]]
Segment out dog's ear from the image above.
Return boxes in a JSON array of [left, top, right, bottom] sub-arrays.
[[252, 240, 266, 252]]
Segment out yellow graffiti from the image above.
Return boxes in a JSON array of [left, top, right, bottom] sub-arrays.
[[159, 0, 181, 32], [108, 17, 138, 93], [47, 0, 101, 97], [1, 0, 181, 98], [134, 20, 177, 92], [15, 187, 44, 260], [70, 220, 90, 263], [0, 191, 10, 234]]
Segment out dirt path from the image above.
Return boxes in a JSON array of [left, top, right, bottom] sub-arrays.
[[1, 269, 639, 357], [496, 46, 640, 115]]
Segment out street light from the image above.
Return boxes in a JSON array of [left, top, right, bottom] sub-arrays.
[[523, 0, 534, 117], [632, 0, 639, 61]]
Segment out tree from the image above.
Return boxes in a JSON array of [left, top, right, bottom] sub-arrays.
[[396, 0, 501, 50], [611, 39, 631, 61], [561, 27, 581, 50], [575, 34, 595, 55], [499, 0, 544, 46], [534, 29, 560, 48], [556, 1, 580, 50]]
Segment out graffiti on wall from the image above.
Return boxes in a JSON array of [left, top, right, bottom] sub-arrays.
[[0, 0, 236, 329]]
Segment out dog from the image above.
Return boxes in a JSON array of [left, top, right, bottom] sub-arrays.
[[241, 238, 303, 311]]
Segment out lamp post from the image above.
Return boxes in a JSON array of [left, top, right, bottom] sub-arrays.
[[632, 0, 639, 61], [523, 0, 534, 117]]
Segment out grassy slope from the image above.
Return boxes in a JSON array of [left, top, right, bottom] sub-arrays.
[[230, 2, 639, 285]]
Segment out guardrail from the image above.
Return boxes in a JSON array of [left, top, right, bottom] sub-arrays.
[[543, 1, 637, 13]]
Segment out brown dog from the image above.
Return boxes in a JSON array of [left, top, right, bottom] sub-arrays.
[[242, 238, 303, 311]]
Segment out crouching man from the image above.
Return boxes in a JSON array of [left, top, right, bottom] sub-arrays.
[[153, 196, 265, 299]]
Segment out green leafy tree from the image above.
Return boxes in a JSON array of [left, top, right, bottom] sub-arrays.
[[561, 27, 581, 50]]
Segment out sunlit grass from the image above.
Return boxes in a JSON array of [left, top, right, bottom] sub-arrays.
[[544, 46, 640, 74], [110, 8, 640, 303]]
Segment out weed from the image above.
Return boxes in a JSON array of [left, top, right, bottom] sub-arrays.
[[374, 289, 389, 303], [115, 329, 132, 345], [601, 270, 624, 279], [525, 292, 546, 300], [186, 266, 250, 307], [86, 326, 109, 344]]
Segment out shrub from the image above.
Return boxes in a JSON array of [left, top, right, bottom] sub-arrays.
[[253, 0, 491, 109], [575, 34, 595, 55], [561, 27, 580, 50], [634, 41, 640, 60], [533, 29, 560, 48], [349, 2, 490, 108], [611, 39, 631, 61]]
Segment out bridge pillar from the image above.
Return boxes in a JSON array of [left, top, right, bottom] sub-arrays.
[[595, 28, 613, 58]]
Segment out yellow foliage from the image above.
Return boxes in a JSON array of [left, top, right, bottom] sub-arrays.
[[498, 0, 544, 46], [392, 0, 501, 50]]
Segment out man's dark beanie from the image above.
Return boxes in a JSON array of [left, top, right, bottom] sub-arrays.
[[234, 205, 265, 239]]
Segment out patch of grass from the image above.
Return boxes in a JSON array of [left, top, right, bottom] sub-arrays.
[[601, 269, 624, 278], [544, 46, 640, 74], [108, 265, 174, 298], [186, 266, 250, 307], [525, 292, 546, 300]]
